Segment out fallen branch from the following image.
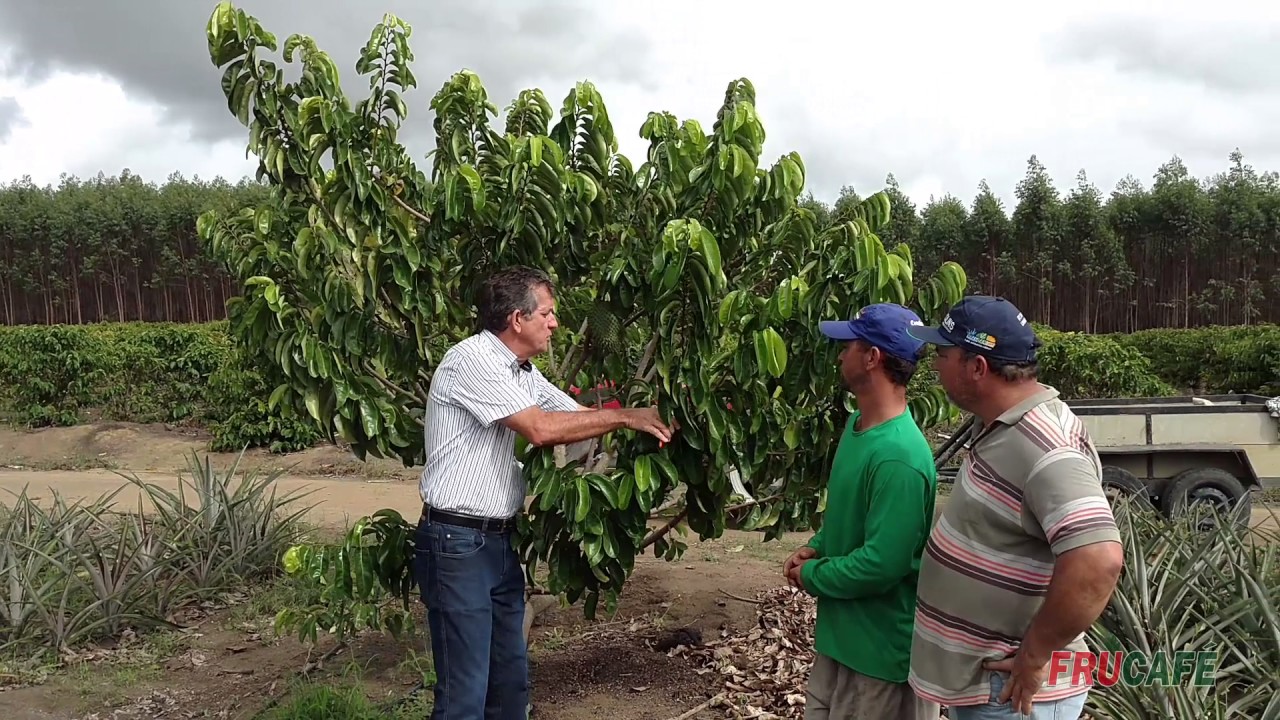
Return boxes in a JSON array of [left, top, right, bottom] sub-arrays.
[[665, 693, 724, 720], [719, 588, 762, 605], [299, 641, 347, 675]]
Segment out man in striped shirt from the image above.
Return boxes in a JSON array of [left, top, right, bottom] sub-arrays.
[[906, 296, 1124, 719], [414, 266, 675, 720]]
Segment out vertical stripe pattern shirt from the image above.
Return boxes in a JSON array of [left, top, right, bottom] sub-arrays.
[[418, 330, 581, 519], [908, 385, 1122, 707]]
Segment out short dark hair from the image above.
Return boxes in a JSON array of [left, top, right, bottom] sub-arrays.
[[475, 266, 554, 333], [856, 339, 920, 387], [882, 353, 920, 387]]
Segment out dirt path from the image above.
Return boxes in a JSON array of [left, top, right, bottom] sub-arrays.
[[0, 421, 418, 481], [2, 467, 1275, 535], [0, 467, 423, 530]]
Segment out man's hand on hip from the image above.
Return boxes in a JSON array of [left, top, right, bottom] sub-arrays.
[[984, 651, 1049, 716]]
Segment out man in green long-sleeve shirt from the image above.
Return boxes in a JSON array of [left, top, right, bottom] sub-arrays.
[[784, 303, 940, 720]]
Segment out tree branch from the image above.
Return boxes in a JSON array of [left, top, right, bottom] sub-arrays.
[[725, 494, 782, 514], [556, 318, 590, 386], [622, 309, 645, 328], [361, 360, 422, 405], [634, 335, 659, 381], [640, 508, 688, 551], [392, 194, 432, 225]]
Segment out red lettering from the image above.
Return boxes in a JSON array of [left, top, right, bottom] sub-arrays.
[[1097, 651, 1123, 687], [1049, 651, 1073, 685], [1072, 652, 1097, 686]]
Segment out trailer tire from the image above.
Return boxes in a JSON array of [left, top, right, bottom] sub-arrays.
[[1101, 466, 1152, 511], [1160, 468, 1251, 529]]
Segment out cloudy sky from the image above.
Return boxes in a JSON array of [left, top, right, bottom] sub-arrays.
[[1, 0, 1277, 209]]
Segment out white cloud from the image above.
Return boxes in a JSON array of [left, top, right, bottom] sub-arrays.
[[2, 0, 1280, 209], [0, 70, 254, 184]]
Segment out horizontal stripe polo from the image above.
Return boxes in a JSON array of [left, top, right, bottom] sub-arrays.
[[909, 385, 1122, 706]]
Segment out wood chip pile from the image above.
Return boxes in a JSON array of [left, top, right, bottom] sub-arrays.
[[675, 586, 816, 719]]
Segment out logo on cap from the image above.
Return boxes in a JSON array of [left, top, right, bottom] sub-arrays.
[[965, 329, 997, 349]]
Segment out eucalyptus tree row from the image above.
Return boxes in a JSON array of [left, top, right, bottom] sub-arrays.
[[0, 172, 268, 325], [839, 153, 1280, 332], [4, 142, 1278, 333]]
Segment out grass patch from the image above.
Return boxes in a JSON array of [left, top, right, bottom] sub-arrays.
[[63, 656, 166, 707], [226, 575, 325, 636], [255, 676, 434, 720]]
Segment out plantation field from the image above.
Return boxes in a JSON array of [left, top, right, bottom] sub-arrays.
[[0, 420, 1277, 720]]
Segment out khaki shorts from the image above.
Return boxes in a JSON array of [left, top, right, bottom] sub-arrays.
[[805, 654, 940, 720]]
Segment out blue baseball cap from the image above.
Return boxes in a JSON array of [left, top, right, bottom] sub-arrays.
[[818, 303, 927, 362], [907, 295, 1040, 363]]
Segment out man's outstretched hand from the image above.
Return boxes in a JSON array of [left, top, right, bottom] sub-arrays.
[[623, 407, 677, 444]]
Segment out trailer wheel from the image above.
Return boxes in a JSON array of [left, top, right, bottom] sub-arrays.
[[1101, 466, 1152, 511], [1160, 468, 1251, 530]]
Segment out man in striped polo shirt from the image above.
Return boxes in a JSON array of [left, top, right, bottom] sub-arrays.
[[906, 296, 1124, 719], [414, 266, 675, 720]]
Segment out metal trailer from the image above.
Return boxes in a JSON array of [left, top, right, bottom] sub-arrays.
[[933, 394, 1280, 525]]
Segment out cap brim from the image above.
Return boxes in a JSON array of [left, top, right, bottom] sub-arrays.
[[906, 325, 955, 346], [818, 320, 862, 341]]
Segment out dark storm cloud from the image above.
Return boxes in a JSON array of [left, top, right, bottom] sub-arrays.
[[0, 96, 23, 142], [0, 0, 656, 148], [1049, 16, 1280, 95]]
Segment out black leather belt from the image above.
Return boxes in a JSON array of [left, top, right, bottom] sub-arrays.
[[421, 504, 517, 532]]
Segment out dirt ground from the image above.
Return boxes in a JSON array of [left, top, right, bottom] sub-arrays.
[[0, 423, 806, 720]]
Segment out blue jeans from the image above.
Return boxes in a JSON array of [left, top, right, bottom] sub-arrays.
[[949, 673, 1089, 720], [412, 515, 528, 720]]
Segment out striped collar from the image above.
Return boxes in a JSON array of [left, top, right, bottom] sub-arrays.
[[479, 330, 533, 372]]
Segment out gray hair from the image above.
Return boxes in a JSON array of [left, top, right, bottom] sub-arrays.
[[475, 266, 554, 333], [964, 350, 1038, 382]]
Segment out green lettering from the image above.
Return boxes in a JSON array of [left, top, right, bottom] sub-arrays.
[[1146, 650, 1172, 686], [1121, 651, 1148, 686], [1172, 651, 1196, 684], [1192, 652, 1217, 687]]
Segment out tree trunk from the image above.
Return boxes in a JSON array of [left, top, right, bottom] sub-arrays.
[[523, 595, 558, 646]]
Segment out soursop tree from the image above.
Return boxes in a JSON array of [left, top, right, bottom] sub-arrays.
[[198, 2, 969, 640]]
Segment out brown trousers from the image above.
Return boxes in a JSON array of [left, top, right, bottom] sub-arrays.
[[805, 654, 940, 720]]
